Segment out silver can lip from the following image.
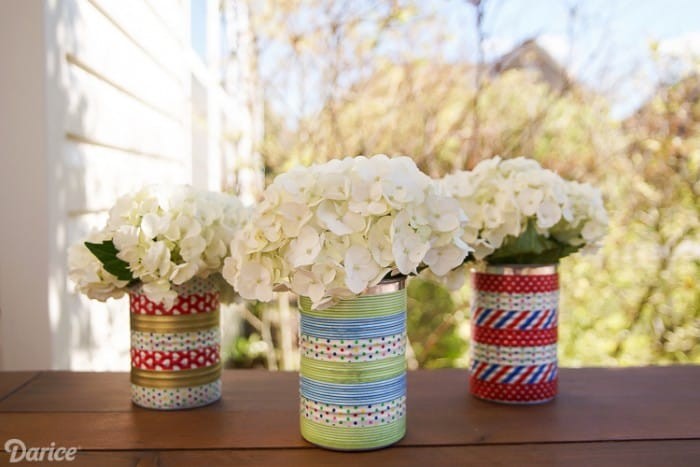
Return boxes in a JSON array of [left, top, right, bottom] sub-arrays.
[[363, 275, 406, 295], [483, 264, 558, 275]]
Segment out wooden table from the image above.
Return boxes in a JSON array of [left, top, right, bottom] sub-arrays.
[[0, 368, 699, 466]]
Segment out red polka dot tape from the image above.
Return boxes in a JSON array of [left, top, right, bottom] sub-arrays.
[[473, 273, 559, 294], [469, 376, 557, 403]]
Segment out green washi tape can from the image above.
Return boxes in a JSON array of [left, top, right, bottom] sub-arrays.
[[298, 277, 407, 450]]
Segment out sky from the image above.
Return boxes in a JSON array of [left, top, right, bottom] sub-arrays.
[[435, 0, 700, 117], [190, 0, 207, 62], [192, 0, 700, 120]]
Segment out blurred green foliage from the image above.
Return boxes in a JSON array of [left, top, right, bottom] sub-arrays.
[[407, 278, 466, 368], [225, 1, 699, 369], [222, 301, 269, 369], [223, 335, 268, 369]]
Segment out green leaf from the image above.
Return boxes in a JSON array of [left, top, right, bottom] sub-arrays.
[[84, 240, 134, 282], [488, 219, 583, 265]]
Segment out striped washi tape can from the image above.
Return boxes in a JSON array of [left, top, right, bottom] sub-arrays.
[[129, 276, 222, 410], [299, 277, 407, 450], [469, 264, 559, 404]]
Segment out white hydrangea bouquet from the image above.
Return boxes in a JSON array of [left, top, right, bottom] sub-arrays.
[[222, 154, 473, 309], [444, 157, 608, 404], [69, 185, 248, 307], [440, 156, 608, 266]]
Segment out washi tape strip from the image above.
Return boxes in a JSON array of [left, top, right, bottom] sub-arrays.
[[301, 396, 406, 427], [469, 376, 557, 403], [299, 290, 406, 318], [472, 291, 559, 312], [299, 333, 405, 362], [473, 273, 558, 294], [131, 379, 221, 410], [471, 308, 558, 330], [130, 328, 220, 352], [130, 276, 218, 296], [130, 292, 219, 315], [300, 311, 405, 340], [300, 355, 406, 384], [470, 361, 557, 385], [471, 343, 557, 366], [130, 310, 219, 333], [301, 395, 406, 417], [131, 362, 222, 389], [131, 345, 220, 371], [471, 326, 558, 346], [300, 416, 406, 450], [300, 374, 406, 406]]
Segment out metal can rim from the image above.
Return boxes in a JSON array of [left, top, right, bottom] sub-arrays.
[[481, 264, 558, 275], [363, 275, 406, 296]]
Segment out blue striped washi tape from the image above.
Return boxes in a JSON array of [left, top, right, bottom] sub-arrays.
[[300, 312, 406, 340], [300, 374, 406, 406]]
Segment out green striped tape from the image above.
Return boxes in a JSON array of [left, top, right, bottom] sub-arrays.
[[299, 290, 406, 318], [300, 355, 406, 384], [300, 416, 406, 451]]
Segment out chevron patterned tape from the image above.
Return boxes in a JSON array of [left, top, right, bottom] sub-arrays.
[[471, 307, 558, 330], [471, 326, 558, 346], [470, 361, 558, 385]]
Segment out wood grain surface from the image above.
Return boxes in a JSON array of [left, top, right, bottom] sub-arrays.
[[0, 372, 37, 402], [0, 368, 698, 466], [1, 441, 698, 467]]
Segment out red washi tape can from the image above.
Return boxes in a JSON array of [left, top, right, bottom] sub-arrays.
[[469, 264, 558, 404], [129, 276, 222, 410]]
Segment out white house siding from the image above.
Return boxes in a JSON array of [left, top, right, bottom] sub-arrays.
[[0, 0, 255, 370], [0, 0, 53, 371]]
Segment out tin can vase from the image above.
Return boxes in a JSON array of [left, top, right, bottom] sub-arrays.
[[469, 264, 558, 404], [129, 276, 222, 410], [298, 277, 407, 450]]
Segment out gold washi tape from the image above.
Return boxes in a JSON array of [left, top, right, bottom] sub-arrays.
[[130, 309, 220, 333], [131, 362, 222, 389]]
